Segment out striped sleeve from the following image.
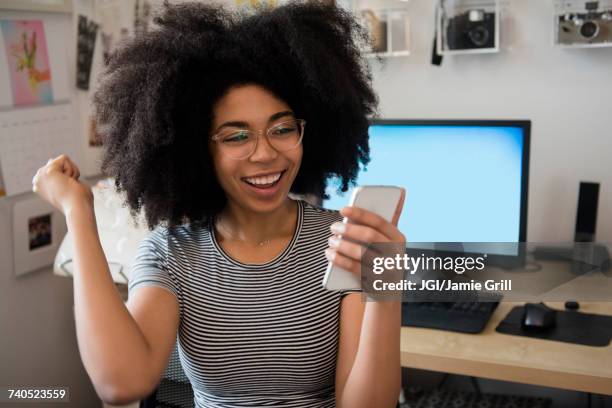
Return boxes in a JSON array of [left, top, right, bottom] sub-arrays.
[[128, 226, 179, 300]]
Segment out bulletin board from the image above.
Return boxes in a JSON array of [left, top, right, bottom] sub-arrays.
[[0, 8, 79, 197]]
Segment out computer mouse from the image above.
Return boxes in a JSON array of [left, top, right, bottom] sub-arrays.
[[521, 303, 557, 331]]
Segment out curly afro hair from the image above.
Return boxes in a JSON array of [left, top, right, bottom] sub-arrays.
[[94, 0, 379, 230]]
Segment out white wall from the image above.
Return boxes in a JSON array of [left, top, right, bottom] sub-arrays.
[[365, 0, 612, 242], [0, 195, 101, 408]]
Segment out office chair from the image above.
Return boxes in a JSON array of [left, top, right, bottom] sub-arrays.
[[141, 342, 194, 408]]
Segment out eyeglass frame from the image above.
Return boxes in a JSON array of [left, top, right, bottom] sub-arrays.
[[209, 118, 306, 160]]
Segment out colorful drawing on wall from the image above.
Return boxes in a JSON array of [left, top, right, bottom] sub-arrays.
[[1, 20, 53, 107]]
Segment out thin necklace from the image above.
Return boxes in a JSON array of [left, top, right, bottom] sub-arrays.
[[215, 218, 272, 247]]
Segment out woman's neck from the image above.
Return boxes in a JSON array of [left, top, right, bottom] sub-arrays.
[[216, 198, 298, 244]]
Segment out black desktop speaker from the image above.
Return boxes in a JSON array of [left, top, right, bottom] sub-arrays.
[[534, 181, 609, 275], [574, 182, 600, 243]]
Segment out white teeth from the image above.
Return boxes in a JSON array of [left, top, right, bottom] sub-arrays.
[[244, 172, 282, 185]]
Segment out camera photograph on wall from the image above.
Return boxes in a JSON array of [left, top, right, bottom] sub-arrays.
[[556, 0, 612, 46], [437, 0, 500, 54]]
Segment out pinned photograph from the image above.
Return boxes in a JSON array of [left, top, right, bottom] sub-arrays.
[[76, 15, 98, 90]]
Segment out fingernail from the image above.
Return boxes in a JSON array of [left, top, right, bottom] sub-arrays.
[[330, 222, 345, 234], [325, 248, 336, 261], [328, 235, 340, 248]]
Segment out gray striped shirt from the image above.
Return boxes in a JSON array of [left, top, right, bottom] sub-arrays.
[[128, 199, 359, 407]]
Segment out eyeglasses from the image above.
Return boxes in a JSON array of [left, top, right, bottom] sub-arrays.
[[210, 118, 306, 160]]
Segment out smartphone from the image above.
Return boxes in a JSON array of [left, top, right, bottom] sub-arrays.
[[322, 185, 406, 291]]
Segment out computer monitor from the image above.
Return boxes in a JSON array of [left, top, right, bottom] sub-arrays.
[[322, 119, 530, 257]]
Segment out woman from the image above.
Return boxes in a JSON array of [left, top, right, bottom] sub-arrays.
[[32, 1, 405, 407]]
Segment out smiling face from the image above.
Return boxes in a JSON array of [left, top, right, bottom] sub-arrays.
[[209, 83, 303, 214]]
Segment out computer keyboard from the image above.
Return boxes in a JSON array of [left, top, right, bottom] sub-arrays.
[[402, 299, 501, 334]]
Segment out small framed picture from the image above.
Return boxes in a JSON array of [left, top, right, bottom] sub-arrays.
[[12, 195, 66, 277]]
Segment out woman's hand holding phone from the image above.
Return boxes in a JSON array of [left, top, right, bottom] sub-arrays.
[[324, 187, 406, 293]]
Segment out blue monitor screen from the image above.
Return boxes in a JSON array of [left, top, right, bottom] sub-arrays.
[[323, 123, 527, 244]]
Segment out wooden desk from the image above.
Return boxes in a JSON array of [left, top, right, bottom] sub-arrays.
[[400, 301, 612, 395]]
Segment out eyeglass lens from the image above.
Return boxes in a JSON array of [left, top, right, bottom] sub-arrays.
[[215, 119, 304, 159]]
